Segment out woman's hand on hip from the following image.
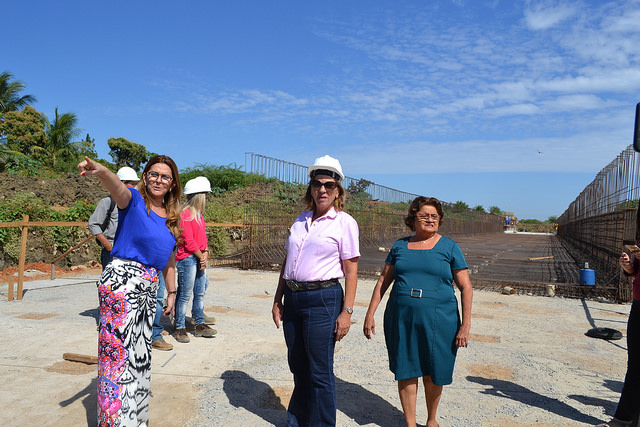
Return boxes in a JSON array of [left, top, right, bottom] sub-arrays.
[[335, 312, 351, 341], [272, 301, 284, 329]]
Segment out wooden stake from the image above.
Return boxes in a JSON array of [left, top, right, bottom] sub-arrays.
[[17, 215, 28, 301], [8, 275, 14, 301], [63, 353, 98, 365]]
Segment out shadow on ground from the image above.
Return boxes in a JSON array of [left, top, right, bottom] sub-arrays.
[[467, 375, 603, 425], [221, 370, 404, 426], [60, 377, 97, 427]]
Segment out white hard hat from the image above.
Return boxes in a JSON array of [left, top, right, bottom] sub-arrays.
[[116, 167, 139, 182], [184, 176, 212, 195], [308, 155, 344, 182]]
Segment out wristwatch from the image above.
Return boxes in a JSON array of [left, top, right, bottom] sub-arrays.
[[343, 306, 353, 314]]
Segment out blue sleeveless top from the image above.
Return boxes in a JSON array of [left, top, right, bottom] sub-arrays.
[[111, 188, 176, 270]]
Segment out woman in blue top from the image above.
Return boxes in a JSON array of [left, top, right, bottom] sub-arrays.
[[79, 155, 181, 427], [364, 196, 473, 427]]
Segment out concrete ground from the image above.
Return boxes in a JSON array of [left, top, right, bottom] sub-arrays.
[[0, 232, 633, 426]]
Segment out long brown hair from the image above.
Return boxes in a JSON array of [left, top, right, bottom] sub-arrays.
[[138, 155, 182, 240]]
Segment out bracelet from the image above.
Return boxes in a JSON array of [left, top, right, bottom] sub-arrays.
[[168, 290, 177, 295]]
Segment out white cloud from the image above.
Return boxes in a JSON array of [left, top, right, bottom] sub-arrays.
[[524, 1, 577, 30], [536, 69, 640, 93]]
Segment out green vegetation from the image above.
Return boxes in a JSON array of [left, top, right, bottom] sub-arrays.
[[108, 137, 154, 171], [0, 72, 36, 113], [0, 194, 92, 264], [489, 206, 503, 216], [616, 200, 639, 211], [516, 216, 558, 233], [181, 163, 278, 196]]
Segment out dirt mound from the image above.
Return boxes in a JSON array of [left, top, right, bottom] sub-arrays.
[[0, 172, 108, 206]]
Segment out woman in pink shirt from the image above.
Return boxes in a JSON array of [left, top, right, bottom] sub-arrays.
[[272, 155, 360, 427], [174, 177, 217, 343]]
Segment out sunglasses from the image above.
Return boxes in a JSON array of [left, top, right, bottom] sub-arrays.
[[310, 180, 338, 190]]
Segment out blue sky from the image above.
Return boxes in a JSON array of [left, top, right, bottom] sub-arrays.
[[4, 0, 640, 220]]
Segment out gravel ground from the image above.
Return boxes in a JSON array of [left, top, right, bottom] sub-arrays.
[[0, 267, 631, 426]]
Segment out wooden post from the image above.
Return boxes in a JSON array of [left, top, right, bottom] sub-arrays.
[[17, 215, 28, 301], [7, 275, 14, 301], [49, 234, 96, 279]]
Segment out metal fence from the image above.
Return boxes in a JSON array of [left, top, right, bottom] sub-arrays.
[[557, 145, 640, 301], [244, 152, 421, 203], [231, 153, 504, 276]]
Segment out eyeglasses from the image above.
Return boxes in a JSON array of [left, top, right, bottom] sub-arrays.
[[147, 171, 173, 184], [417, 214, 440, 221], [310, 180, 337, 190]]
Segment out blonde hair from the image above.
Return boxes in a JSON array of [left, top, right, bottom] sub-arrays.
[[138, 155, 182, 240], [183, 193, 207, 224]]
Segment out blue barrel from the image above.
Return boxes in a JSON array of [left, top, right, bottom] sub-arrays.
[[580, 268, 596, 286]]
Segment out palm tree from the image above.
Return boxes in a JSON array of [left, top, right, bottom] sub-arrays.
[[0, 72, 36, 114], [45, 107, 80, 169]]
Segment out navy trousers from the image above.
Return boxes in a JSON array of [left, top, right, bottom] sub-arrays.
[[283, 284, 343, 427]]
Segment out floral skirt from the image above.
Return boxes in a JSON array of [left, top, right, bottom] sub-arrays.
[[97, 258, 159, 427]]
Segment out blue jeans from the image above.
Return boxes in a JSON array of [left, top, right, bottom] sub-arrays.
[[152, 272, 165, 342], [100, 247, 113, 272], [283, 284, 343, 427], [175, 255, 207, 329]]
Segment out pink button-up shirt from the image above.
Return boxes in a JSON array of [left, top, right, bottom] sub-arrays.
[[283, 208, 360, 282]]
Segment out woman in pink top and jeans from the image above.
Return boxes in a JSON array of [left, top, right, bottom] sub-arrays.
[[174, 177, 217, 343], [272, 155, 360, 427]]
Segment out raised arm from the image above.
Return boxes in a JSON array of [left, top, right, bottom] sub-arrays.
[[78, 156, 132, 209]]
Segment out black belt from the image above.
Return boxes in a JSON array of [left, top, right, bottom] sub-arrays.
[[285, 279, 339, 292]]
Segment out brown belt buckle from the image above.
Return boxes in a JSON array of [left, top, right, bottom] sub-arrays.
[[410, 288, 422, 298]]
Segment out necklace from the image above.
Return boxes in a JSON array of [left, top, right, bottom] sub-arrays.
[[414, 233, 437, 243]]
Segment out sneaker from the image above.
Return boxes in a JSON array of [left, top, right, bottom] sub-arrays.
[[193, 323, 217, 338], [151, 337, 173, 351], [174, 328, 190, 343]]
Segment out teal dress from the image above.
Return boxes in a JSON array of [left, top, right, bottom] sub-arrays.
[[383, 236, 468, 385]]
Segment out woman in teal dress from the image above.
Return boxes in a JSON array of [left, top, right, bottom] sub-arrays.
[[364, 196, 473, 427]]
